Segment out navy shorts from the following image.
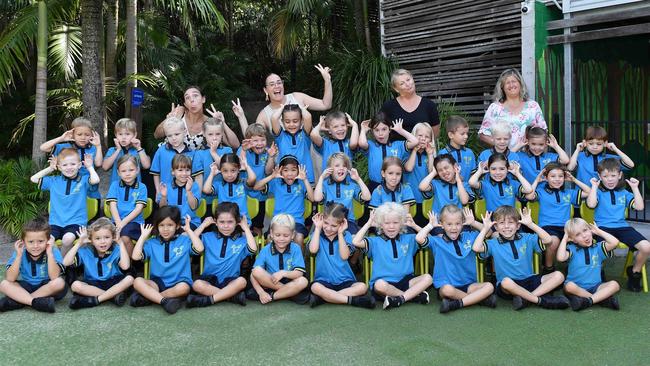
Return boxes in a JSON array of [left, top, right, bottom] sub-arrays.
[[600, 226, 646, 249], [371, 274, 415, 300], [50, 224, 81, 241], [347, 220, 360, 235], [119, 222, 141, 241], [251, 200, 266, 229], [295, 223, 309, 237], [18, 280, 67, 300], [150, 276, 190, 292], [197, 274, 239, 289], [84, 275, 126, 291], [312, 280, 356, 292], [435, 283, 472, 299], [496, 274, 543, 299], [542, 225, 565, 239]]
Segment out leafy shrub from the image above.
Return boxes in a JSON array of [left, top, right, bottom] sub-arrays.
[[0, 158, 47, 238]]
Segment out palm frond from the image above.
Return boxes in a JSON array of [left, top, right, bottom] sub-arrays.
[[48, 24, 82, 81], [269, 8, 305, 59]]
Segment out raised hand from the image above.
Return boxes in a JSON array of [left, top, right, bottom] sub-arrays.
[[321, 167, 333, 179], [428, 211, 439, 227], [589, 177, 600, 187], [14, 239, 24, 253], [140, 223, 154, 238], [48, 156, 58, 170], [481, 211, 493, 228], [60, 129, 74, 142], [564, 171, 576, 182], [202, 216, 216, 228], [589, 222, 601, 235], [267, 142, 278, 157], [299, 103, 311, 118], [231, 98, 245, 119], [518, 207, 533, 226], [339, 218, 349, 234], [425, 141, 436, 155], [83, 154, 94, 169], [576, 141, 585, 152], [454, 165, 462, 180], [271, 166, 282, 179], [368, 210, 376, 226], [210, 162, 220, 176], [360, 120, 370, 132], [46, 236, 55, 254], [239, 215, 250, 230], [626, 177, 640, 189], [318, 116, 328, 131], [312, 213, 323, 229], [185, 176, 194, 191], [606, 142, 618, 151], [344, 113, 355, 127], [207, 104, 225, 123], [463, 207, 475, 226], [132, 138, 142, 150], [349, 168, 361, 181], [297, 165, 307, 180], [241, 139, 252, 151], [159, 183, 168, 198], [508, 161, 521, 175], [90, 131, 101, 147], [113, 137, 121, 148], [167, 103, 185, 118], [314, 64, 332, 81], [479, 161, 489, 174], [76, 226, 89, 244], [548, 134, 559, 148], [390, 118, 405, 132], [183, 214, 193, 232]]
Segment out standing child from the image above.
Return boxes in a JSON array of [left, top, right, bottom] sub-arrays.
[[158, 154, 201, 230], [310, 111, 359, 171], [473, 206, 569, 310], [468, 153, 532, 212], [586, 158, 650, 291], [186, 202, 257, 308], [404, 122, 437, 226], [352, 202, 432, 310], [106, 155, 148, 255], [102, 118, 151, 184], [30, 149, 100, 253], [557, 219, 621, 311], [130, 207, 204, 314], [438, 116, 476, 182], [63, 218, 134, 309], [309, 203, 375, 308], [416, 206, 496, 313], [271, 104, 315, 183], [0, 218, 66, 313], [512, 127, 569, 183], [477, 121, 516, 164], [202, 153, 257, 223], [368, 157, 416, 211], [419, 154, 474, 216], [248, 214, 310, 304]]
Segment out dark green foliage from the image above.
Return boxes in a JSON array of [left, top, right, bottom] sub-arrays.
[[0, 158, 47, 238]]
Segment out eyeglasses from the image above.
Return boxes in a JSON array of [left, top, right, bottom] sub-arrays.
[[266, 80, 283, 87]]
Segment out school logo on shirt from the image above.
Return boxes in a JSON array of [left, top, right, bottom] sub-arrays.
[[235, 186, 245, 197], [542, 158, 552, 165], [388, 147, 399, 156], [294, 185, 303, 195], [107, 263, 112, 271], [463, 240, 472, 251], [231, 244, 243, 254], [343, 188, 354, 200], [504, 186, 514, 197], [591, 254, 599, 268], [286, 258, 293, 270], [173, 246, 184, 258], [562, 194, 571, 204], [617, 196, 626, 206], [463, 156, 472, 165], [132, 191, 140, 201], [519, 244, 527, 254], [401, 244, 409, 255], [72, 183, 82, 194], [39, 264, 46, 278]]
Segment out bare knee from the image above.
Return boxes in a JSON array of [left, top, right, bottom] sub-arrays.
[[439, 285, 456, 298], [70, 280, 84, 292], [251, 267, 266, 280], [122, 275, 134, 286], [373, 280, 389, 294], [636, 241, 650, 255], [294, 276, 308, 289], [500, 277, 515, 290], [550, 271, 565, 282], [607, 280, 621, 292], [50, 277, 65, 291], [564, 281, 579, 293]]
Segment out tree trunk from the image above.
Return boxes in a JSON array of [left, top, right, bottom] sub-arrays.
[[360, 0, 372, 53], [125, 0, 138, 126], [81, 0, 105, 142], [105, 0, 118, 81], [353, 0, 364, 47], [32, 0, 48, 164]]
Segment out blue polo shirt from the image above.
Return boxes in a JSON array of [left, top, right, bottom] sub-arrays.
[[6, 248, 65, 286], [565, 242, 611, 289], [193, 145, 234, 204], [236, 147, 269, 201], [264, 178, 309, 225], [253, 242, 305, 274], [531, 182, 581, 227], [143, 234, 199, 287], [363, 233, 427, 287], [201, 231, 254, 280], [575, 151, 630, 185], [105, 146, 142, 184], [439, 145, 476, 182], [425, 229, 479, 288], [404, 151, 430, 203], [160, 181, 202, 227], [312, 231, 356, 285], [106, 180, 148, 225], [364, 140, 409, 183], [40, 175, 94, 227], [274, 128, 314, 183], [476, 175, 523, 212], [320, 177, 365, 221], [74, 245, 125, 281], [593, 186, 635, 228], [52, 142, 101, 199], [317, 136, 353, 171], [423, 178, 475, 215], [478, 148, 517, 165], [209, 172, 252, 223], [515, 150, 559, 183], [479, 232, 545, 284], [369, 183, 416, 209], [150, 143, 198, 188]]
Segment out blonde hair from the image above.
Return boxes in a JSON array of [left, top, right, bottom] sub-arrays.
[[490, 121, 512, 137], [115, 118, 137, 134], [245, 123, 268, 139], [162, 116, 185, 133], [326, 153, 352, 170], [412, 122, 433, 138], [492, 205, 520, 223], [88, 217, 116, 239], [71, 117, 93, 131], [373, 202, 408, 235], [564, 218, 590, 239], [390, 69, 413, 90], [493, 68, 529, 103], [270, 213, 295, 232], [203, 117, 224, 133], [57, 147, 80, 162], [439, 204, 463, 223]]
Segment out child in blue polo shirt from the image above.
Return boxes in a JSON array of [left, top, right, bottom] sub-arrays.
[[106, 155, 148, 255], [469, 153, 533, 212], [352, 202, 432, 310], [477, 121, 516, 164], [270, 103, 316, 183], [568, 126, 634, 185], [310, 111, 359, 171], [248, 214, 310, 304], [404, 122, 436, 226], [368, 157, 416, 211], [102, 118, 151, 184], [438, 116, 476, 182], [512, 127, 569, 183], [253, 155, 314, 247], [313, 153, 371, 234], [586, 158, 650, 291], [309, 203, 375, 309], [186, 202, 257, 308], [158, 154, 202, 229], [419, 154, 474, 215], [473, 206, 569, 310], [358, 112, 418, 191], [524, 163, 591, 274], [202, 152, 257, 223], [416, 205, 496, 313], [62, 218, 133, 309], [0, 218, 66, 313], [557, 218, 621, 311], [31, 148, 100, 254], [130, 206, 204, 314]]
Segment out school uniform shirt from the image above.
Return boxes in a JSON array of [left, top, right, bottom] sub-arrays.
[[531, 182, 581, 227], [201, 231, 254, 280], [593, 186, 635, 228], [143, 234, 199, 287], [423, 178, 475, 215], [263, 178, 309, 225], [160, 181, 202, 228], [253, 242, 305, 274], [479, 232, 545, 284], [313, 231, 356, 285], [52, 142, 101, 199], [320, 177, 365, 222], [575, 151, 631, 185], [274, 128, 315, 183], [476, 175, 523, 212], [369, 183, 416, 209], [477, 148, 517, 165], [209, 172, 252, 222], [404, 151, 430, 203], [317, 136, 353, 172], [236, 146, 269, 201], [150, 143, 199, 188], [105, 146, 142, 184], [40, 174, 94, 227], [363, 233, 427, 287], [74, 244, 125, 281], [438, 145, 476, 182], [105, 180, 148, 225], [6, 248, 65, 286], [515, 150, 559, 183], [425, 229, 479, 288], [364, 140, 409, 183], [565, 241, 611, 290], [193, 145, 234, 205]]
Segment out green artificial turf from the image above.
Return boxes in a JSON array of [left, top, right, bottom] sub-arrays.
[[1, 258, 649, 365]]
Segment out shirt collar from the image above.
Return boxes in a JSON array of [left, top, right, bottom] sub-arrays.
[[381, 182, 402, 193], [119, 180, 139, 188], [166, 142, 191, 153], [584, 150, 606, 158], [271, 242, 291, 255], [159, 234, 179, 244], [379, 233, 401, 241], [446, 144, 465, 152], [92, 244, 115, 258], [327, 176, 350, 185], [216, 231, 241, 240], [222, 174, 242, 186], [74, 142, 92, 149], [497, 233, 522, 243], [64, 174, 82, 182], [489, 176, 509, 186], [543, 183, 564, 193], [25, 251, 46, 264], [598, 183, 622, 192]]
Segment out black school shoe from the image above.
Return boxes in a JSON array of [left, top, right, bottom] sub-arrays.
[[626, 266, 642, 292], [186, 294, 214, 308], [31, 297, 55, 313], [0, 297, 25, 312], [161, 297, 183, 314], [439, 299, 462, 314], [538, 295, 570, 310], [351, 295, 376, 309], [383, 295, 405, 310], [292, 290, 311, 305], [229, 291, 247, 306], [112, 292, 127, 307], [69, 295, 99, 310], [129, 292, 152, 307], [599, 296, 620, 310], [480, 294, 497, 308], [309, 294, 325, 308], [567, 296, 592, 311], [413, 291, 430, 305], [512, 296, 528, 311]]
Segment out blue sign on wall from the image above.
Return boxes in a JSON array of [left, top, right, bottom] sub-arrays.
[[132, 88, 144, 107]]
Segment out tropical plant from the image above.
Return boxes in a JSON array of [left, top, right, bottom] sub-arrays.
[[0, 158, 48, 238]]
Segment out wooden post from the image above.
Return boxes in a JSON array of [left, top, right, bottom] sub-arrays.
[[563, 12, 573, 151]]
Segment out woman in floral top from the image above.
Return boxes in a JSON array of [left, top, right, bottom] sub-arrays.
[[479, 68, 547, 148]]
